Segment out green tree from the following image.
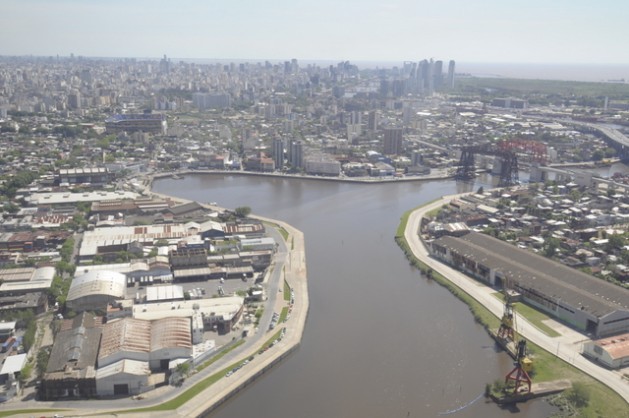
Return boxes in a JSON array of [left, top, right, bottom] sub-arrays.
[[543, 237, 560, 258], [606, 234, 625, 253], [19, 363, 33, 385], [567, 382, 590, 408], [60, 238, 75, 263], [22, 319, 37, 351], [234, 206, 252, 218], [36, 348, 50, 377], [175, 362, 190, 376]]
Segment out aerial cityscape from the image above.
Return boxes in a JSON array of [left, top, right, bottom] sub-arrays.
[[1, 1, 629, 418]]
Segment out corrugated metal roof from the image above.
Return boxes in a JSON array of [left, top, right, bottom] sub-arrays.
[[433, 232, 629, 317]]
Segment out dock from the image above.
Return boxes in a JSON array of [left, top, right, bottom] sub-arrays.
[[488, 329, 517, 359], [490, 380, 572, 404]]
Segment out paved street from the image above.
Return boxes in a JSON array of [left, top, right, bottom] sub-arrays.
[[405, 195, 629, 405], [0, 204, 309, 418]]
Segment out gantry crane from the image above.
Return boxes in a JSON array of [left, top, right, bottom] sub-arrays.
[[497, 289, 516, 342], [504, 339, 533, 394]]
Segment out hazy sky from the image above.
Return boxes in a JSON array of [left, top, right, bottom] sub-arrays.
[[2, 0, 628, 64]]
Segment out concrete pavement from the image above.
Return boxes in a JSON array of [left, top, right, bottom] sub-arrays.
[[404, 195, 629, 405]]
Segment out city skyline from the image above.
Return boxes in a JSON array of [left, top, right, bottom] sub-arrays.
[[2, 0, 629, 65]]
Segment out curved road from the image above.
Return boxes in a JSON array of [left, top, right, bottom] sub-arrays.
[[405, 195, 629, 405]]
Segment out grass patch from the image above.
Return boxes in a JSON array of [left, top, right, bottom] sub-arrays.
[[278, 226, 289, 241], [395, 198, 442, 239], [261, 328, 285, 350], [283, 280, 291, 301], [455, 77, 629, 100], [527, 340, 629, 418], [491, 293, 561, 338], [395, 203, 629, 416], [279, 306, 289, 323], [0, 410, 67, 418], [197, 339, 245, 372]]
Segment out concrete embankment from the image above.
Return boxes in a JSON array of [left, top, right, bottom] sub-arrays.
[[182, 217, 309, 417], [403, 195, 629, 405], [150, 169, 453, 186]]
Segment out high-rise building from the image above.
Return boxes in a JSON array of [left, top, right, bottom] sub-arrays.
[[272, 138, 284, 169], [289, 140, 304, 169], [383, 127, 404, 155], [368, 110, 380, 131], [447, 60, 456, 89], [68, 91, 81, 110], [159, 55, 170, 74], [192, 93, 231, 110], [433, 60, 443, 91]]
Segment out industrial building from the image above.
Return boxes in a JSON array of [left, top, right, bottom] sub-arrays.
[[105, 113, 167, 135], [582, 333, 629, 369], [95, 359, 151, 397], [78, 223, 198, 262], [238, 237, 276, 252], [67, 270, 127, 312], [78, 256, 173, 286], [0, 353, 27, 401], [41, 313, 102, 400], [26, 190, 139, 207], [57, 167, 112, 185], [429, 231, 629, 337], [0, 266, 55, 296], [133, 296, 244, 335], [98, 317, 192, 370], [304, 157, 341, 176]]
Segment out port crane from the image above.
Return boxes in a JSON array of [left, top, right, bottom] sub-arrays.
[[505, 339, 533, 394], [497, 289, 516, 342], [497, 282, 533, 394]]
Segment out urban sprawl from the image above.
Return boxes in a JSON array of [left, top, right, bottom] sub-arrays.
[[0, 55, 628, 410]]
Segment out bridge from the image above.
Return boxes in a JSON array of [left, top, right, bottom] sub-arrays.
[[455, 143, 519, 187], [555, 119, 629, 161]]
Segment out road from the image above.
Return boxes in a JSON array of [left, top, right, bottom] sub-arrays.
[[1, 211, 308, 418], [404, 195, 629, 405]]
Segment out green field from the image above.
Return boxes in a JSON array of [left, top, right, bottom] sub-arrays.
[[492, 293, 561, 338], [455, 77, 629, 100]]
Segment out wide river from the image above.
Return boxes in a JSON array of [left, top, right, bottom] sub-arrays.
[[154, 173, 557, 418]]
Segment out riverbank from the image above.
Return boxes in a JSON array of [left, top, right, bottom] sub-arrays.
[[0, 181, 309, 418], [149, 168, 453, 187], [397, 196, 629, 416]]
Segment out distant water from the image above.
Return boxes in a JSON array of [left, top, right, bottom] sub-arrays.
[[455, 62, 629, 83]]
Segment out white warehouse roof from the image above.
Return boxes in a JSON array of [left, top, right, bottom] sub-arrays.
[[67, 270, 126, 302]]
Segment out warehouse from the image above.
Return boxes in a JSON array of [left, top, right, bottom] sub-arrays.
[[133, 296, 244, 335], [41, 313, 102, 400], [582, 333, 629, 369], [67, 270, 126, 312], [95, 359, 151, 396], [429, 231, 629, 337], [98, 317, 192, 370]]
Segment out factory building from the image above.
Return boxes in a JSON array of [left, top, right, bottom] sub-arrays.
[[429, 231, 629, 337], [41, 313, 102, 400], [105, 113, 167, 135], [66, 270, 126, 312]]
